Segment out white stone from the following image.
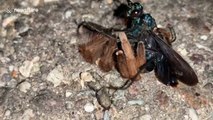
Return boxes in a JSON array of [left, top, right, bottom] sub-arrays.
[[30, 0, 44, 6], [140, 114, 152, 120], [106, 0, 113, 4], [19, 81, 31, 93], [31, 63, 40, 75], [19, 61, 33, 77], [179, 49, 188, 56], [195, 43, 212, 52], [84, 103, 95, 113], [8, 66, 14, 72], [2, 16, 18, 28], [128, 99, 144, 105], [64, 10, 72, 19], [80, 72, 93, 82], [19, 109, 34, 120], [31, 56, 40, 63], [47, 65, 64, 87], [4, 110, 11, 117], [200, 35, 208, 41], [80, 72, 94, 88], [188, 108, 198, 120], [0, 81, 6, 87], [44, 0, 59, 3], [19, 56, 40, 77], [65, 90, 72, 97]]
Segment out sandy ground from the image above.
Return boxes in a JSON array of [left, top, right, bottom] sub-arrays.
[[0, 0, 213, 120]]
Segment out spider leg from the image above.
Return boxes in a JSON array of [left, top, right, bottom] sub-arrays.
[[118, 32, 139, 78], [135, 41, 146, 69], [154, 24, 176, 46]]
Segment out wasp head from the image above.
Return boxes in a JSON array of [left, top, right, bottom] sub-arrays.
[[127, 1, 144, 18]]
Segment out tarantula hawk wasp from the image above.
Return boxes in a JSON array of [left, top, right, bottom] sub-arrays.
[[77, 0, 198, 89]]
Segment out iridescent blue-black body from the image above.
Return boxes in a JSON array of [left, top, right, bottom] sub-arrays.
[[125, 2, 178, 86], [78, 0, 198, 86]]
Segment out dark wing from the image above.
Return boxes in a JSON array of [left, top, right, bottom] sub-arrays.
[[147, 30, 198, 86], [77, 22, 117, 72]]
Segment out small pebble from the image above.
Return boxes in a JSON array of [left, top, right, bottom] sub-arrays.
[[105, 74, 124, 88], [106, 0, 113, 4], [82, 14, 95, 20], [4, 110, 11, 117], [0, 68, 8, 76], [2, 16, 18, 28], [19, 81, 31, 93], [7, 79, 17, 88], [84, 103, 95, 113], [180, 49, 188, 56], [3, 110, 11, 119], [80, 72, 94, 82], [65, 90, 72, 97], [64, 8, 74, 19], [91, 1, 100, 8], [1, 73, 12, 87], [71, 72, 79, 80], [203, 83, 213, 92], [19, 56, 40, 78], [19, 109, 35, 120], [70, 37, 77, 44], [103, 110, 110, 120], [200, 35, 208, 41], [47, 65, 64, 87], [139, 114, 152, 120], [65, 101, 73, 110], [30, 0, 44, 6], [44, 0, 59, 3], [195, 43, 212, 52], [8, 66, 14, 72], [128, 99, 144, 105], [0, 80, 6, 87], [188, 108, 198, 120], [95, 110, 103, 120], [0, 43, 4, 48], [80, 72, 94, 88], [19, 60, 33, 77], [1, 73, 11, 81], [31, 63, 40, 75]]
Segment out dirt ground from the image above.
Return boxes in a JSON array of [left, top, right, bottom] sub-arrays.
[[0, 0, 212, 120]]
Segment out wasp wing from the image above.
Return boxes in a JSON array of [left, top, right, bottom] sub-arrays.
[[147, 30, 198, 86]]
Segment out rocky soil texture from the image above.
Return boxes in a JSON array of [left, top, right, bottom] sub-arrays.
[[0, 0, 212, 120]]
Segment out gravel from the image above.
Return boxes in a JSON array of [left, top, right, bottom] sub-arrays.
[[0, 0, 212, 119]]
